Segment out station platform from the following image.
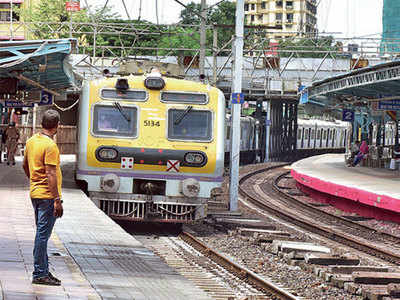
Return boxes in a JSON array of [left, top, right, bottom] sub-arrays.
[[0, 155, 212, 300], [291, 154, 400, 223]]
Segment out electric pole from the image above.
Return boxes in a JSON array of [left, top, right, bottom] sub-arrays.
[[229, 0, 244, 211]]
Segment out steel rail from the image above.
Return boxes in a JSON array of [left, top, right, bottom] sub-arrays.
[[238, 165, 400, 265], [180, 231, 301, 300]]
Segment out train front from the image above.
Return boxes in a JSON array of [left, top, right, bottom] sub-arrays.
[[76, 71, 226, 222]]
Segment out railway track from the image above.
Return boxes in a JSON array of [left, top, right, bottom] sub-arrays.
[[132, 230, 302, 300], [238, 164, 400, 265]]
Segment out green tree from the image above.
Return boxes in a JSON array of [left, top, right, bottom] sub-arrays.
[[158, 27, 201, 56], [278, 36, 340, 58], [178, 1, 236, 52]]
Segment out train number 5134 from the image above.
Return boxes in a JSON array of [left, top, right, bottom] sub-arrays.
[[144, 120, 160, 127]]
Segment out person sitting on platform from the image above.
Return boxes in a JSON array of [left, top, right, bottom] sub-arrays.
[[347, 140, 360, 166], [352, 140, 369, 167]]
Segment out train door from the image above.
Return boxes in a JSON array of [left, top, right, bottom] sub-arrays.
[[304, 128, 310, 149], [316, 128, 321, 149], [332, 128, 336, 148], [300, 127, 305, 149], [326, 128, 330, 148], [297, 128, 302, 149], [311, 126, 316, 149]]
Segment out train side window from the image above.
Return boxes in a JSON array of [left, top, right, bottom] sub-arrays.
[[168, 109, 212, 141], [297, 129, 302, 140], [311, 129, 315, 139], [92, 105, 138, 137], [317, 130, 321, 139], [323, 130, 327, 140]]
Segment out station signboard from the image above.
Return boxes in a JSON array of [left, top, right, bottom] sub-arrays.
[[378, 99, 400, 111], [5, 101, 34, 108], [231, 92, 244, 104], [66, 0, 80, 12], [371, 99, 400, 111], [39, 91, 53, 106], [342, 109, 354, 122]]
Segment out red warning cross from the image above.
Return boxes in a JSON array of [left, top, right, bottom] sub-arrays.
[[166, 160, 180, 172]]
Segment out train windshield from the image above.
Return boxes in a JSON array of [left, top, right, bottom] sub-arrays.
[[168, 109, 212, 141], [93, 105, 138, 137]]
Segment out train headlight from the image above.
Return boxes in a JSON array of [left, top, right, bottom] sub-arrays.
[[100, 173, 120, 193], [181, 178, 200, 197], [98, 148, 118, 160], [144, 77, 165, 90], [184, 152, 206, 166]]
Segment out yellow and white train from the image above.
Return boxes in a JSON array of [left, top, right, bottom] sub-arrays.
[[76, 70, 226, 223]]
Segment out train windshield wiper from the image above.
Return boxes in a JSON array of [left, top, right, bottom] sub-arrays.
[[114, 102, 131, 122], [174, 106, 193, 125]]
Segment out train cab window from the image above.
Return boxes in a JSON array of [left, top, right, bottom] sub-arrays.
[[168, 109, 212, 141], [92, 105, 138, 137], [161, 92, 208, 104], [101, 89, 147, 101]]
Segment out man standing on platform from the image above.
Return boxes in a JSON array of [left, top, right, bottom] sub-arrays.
[[22, 109, 63, 286], [4, 122, 20, 165]]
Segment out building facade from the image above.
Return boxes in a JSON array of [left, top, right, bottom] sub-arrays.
[[244, 0, 317, 41], [0, 0, 36, 40], [381, 0, 400, 54]]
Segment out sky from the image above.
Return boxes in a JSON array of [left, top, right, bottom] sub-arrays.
[[88, 0, 383, 39]]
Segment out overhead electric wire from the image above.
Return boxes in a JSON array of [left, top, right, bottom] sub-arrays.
[[121, 0, 131, 20]]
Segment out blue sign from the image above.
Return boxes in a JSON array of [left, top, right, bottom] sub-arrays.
[[299, 88, 309, 104], [342, 109, 355, 122], [265, 119, 272, 126], [378, 99, 400, 111], [39, 91, 53, 106], [5, 101, 34, 108], [231, 92, 244, 104]]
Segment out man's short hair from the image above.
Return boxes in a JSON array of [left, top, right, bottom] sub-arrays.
[[42, 109, 60, 129]]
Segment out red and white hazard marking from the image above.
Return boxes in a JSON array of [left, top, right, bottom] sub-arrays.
[[166, 160, 180, 172], [121, 157, 134, 169]]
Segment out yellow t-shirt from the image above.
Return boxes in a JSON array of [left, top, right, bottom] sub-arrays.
[[25, 133, 62, 199]]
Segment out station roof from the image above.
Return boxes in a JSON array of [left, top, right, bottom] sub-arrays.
[[306, 60, 400, 106], [0, 39, 77, 99]]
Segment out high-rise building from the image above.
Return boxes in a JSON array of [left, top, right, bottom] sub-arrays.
[[244, 0, 317, 41], [0, 0, 37, 41], [381, 0, 400, 54]]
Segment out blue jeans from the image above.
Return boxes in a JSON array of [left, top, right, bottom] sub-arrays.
[[31, 198, 56, 279], [353, 152, 364, 166]]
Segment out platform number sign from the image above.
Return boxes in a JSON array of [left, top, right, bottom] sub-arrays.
[[39, 91, 53, 106], [342, 109, 354, 122], [231, 92, 244, 104]]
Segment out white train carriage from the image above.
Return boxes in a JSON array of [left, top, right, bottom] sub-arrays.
[[297, 119, 351, 150]]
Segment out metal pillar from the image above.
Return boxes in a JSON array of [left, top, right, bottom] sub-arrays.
[[229, 0, 244, 212], [269, 98, 298, 161], [199, 0, 207, 77], [264, 101, 271, 162], [212, 26, 218, 85]]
